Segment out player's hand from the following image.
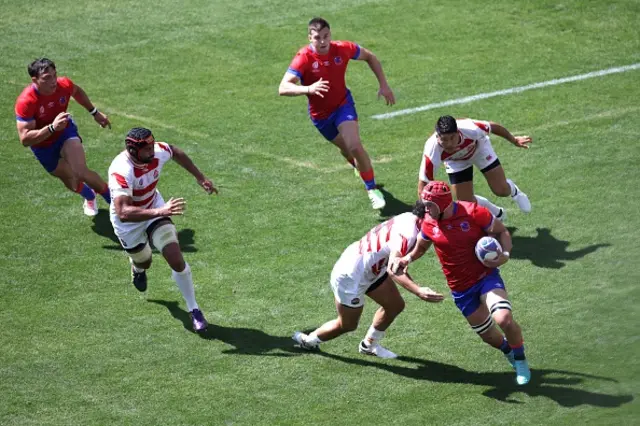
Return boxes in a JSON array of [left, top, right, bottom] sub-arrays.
[[512, 136, 532, 149], [52, 112, 71, 131], [308, 78, 329, 98], [377, 84, 396, 106], [198, 178, 218, 195], [416, 287, 444, 303], [483, 251, 510, 268], [94, 111, 111, 129], [162, 197, 186, 216], [388, 256, 410, 275]]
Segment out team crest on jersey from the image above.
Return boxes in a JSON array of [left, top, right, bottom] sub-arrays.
[[334, 56, 343, 65], [153, 170, 159, 178], [312, 61, 319, 69], [460, 221, 470, 232], [59, 96, 66, 105], [138, 178, 144, 185]]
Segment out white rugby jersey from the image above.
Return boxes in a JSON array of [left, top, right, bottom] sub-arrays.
[[356, 212, 421, 283], [419, 118, 491, 182], [108, 142, 173, 234]]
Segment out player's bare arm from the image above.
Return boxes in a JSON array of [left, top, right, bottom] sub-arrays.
[[114, 195, 185, 222], [71, 84, 111, 129], [483, 218, 513, 268], [388, 252, 444, 302], [278, 73, 329, 97], [170, 145, 218, 195], [356, 47, 395, 106], [16, 112, 71, 147], [489, 122, 531, 149]]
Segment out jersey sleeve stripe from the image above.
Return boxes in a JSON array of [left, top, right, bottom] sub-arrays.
[[112, 173, 129, 189], [16, 116, 34, 122], [421, 231, 431, 240], [286, 68, 302, 78], [352, 45, 361, 60], [482, 217, 494, 231]]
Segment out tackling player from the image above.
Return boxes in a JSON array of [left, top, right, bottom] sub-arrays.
[[418, 115, 532, 220], [15, 58, 112, 216], [279, 17, 395, 210], [389, 181, 531, 385], [293, 202, 444, 358], [108, 127, 218, 332]]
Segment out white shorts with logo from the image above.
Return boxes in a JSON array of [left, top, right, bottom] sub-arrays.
[[330, 243, 384, 308], [444, 137, 499, 174], [111, 193, 166, 250]]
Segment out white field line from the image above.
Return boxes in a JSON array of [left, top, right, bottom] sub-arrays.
[[372, 63, 640, 120]]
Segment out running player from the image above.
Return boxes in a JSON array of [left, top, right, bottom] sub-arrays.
[[389, 181, 531, 385], [418, 115, 532, 219], [293, 202, 443, 358], [15, 58, 111, 216], [108, 127, 218, 332], [279, 17, 395, 210]]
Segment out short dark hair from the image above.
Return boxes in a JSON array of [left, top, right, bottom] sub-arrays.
[[308, 17, 330, 33], [435, 115, 457, 135], [412, 200, 426, 218], [28, 58, 56, 78]]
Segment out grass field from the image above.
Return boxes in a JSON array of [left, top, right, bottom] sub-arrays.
[[1, 0, 639, 424]]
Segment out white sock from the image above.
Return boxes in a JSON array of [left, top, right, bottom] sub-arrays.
[[129, 258, 145, 273], [364, 326, 385, 344], [506, 179, 519, 197], [474, 195, 503, 217], [172, 263, 199, 312], [307, 331, 323, 346]]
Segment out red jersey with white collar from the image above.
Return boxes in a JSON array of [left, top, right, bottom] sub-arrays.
[[287, 41, 361, 119], [419, 119, 491, 182], [14, 77, 75, 148], [108, 142, 173, 234], [420, 201, 494, 292]]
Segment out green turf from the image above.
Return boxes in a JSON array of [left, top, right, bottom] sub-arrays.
[[1, 0, 638, 424]]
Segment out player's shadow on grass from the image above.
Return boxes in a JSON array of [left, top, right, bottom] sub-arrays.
[[90, 210, 198, 253], [508, 227, 610, 269], [319, 352, 632, 408], [377, 187, 415, 220], [147, 299, 299, 356]]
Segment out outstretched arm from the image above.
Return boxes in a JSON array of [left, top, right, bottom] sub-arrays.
[[388, 234, 432, 275], [489, 122, 531, 149], [171, 145, 218, 194], [388, 261, 444, 303], [356, 47, 395, 105]]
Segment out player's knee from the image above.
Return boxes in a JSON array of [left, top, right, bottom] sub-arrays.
[[151, 223, 179, 252], [129, 243, 152, 267], [338, 317, 359, 332], [471, 314, 495, 336], [490, 300, 513, 328], [389, 298, 406, 316]]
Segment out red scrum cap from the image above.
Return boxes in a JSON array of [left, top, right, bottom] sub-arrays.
[[421, 181, 453, 215]]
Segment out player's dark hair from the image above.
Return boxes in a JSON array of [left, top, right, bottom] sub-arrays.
[[126, 127, 153, 143], [28, 58, 56, 78], [412, 200, 427, 218], [436, 115, 457, 135], [308, 17, 330, 33]]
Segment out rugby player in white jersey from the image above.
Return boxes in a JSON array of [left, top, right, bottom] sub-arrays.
[[418, 115, 532, 220], [293, 202, 444, 358], [108, 127, 218, 332]]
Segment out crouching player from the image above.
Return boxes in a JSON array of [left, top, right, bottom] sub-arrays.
[[293, 202, 444, 358], [108, 127, 218, 332], [389, 181, 531, 385]]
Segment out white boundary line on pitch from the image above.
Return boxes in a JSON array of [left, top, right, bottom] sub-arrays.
[[372, 63, 640, 120]]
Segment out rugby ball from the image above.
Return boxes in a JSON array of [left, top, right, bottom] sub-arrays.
[[475, 236, 502, 263]]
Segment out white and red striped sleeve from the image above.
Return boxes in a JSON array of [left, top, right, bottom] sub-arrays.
[[419, 134, 442, 182], [108, 159, 133, 199]]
